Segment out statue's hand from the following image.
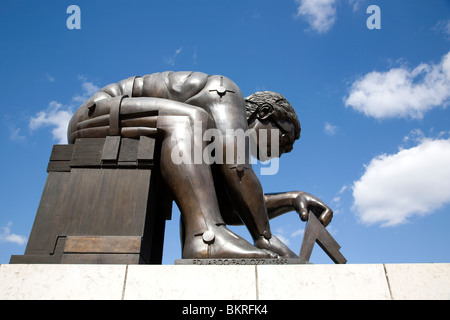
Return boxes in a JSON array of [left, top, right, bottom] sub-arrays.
[[293, 192, 333, 227]]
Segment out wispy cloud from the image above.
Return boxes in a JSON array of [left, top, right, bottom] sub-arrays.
[[274, 226, 306, 248], [164, 47, 183, 67], [332, 184, 349, 206], [274, 231, 291, 246], [295, 0, 337, 34], [72, 75, 100, 102], [294, 0, 369, 33], [240, 10, 262, 23], [291, 228, 305, 238], [45, 73, 55, 83], [347, 0, 365, 12], [193, 45, 198, 65], [344, 51, 450, 119], [324, 122, 338, 136], [8, 124, 26, 142], [432, 19, 450, 41], [0, 222, 27, 245]]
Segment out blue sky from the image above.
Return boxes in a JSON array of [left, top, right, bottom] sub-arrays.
[[1, 0, 450, 264]]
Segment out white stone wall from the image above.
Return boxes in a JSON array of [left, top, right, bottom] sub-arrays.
[[0, 263, 449, 300]]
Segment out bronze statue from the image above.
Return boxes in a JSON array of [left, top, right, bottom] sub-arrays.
[[68, 71, 333, 260]]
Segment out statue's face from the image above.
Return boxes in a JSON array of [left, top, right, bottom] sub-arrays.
[[248, 117, 296, 161]]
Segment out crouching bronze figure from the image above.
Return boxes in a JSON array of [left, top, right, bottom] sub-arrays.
[[68, 71, 337, 261]]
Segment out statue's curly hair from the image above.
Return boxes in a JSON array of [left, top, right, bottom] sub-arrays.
[[245, 91, 301, 150]]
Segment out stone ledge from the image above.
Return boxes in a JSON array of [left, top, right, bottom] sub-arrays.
[[0, 263, 449, 300]]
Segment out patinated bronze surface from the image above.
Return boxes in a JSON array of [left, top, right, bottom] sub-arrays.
[[10, 136, 171, 264], [12, 71, 344, 264], [65, 71, 340, 261]]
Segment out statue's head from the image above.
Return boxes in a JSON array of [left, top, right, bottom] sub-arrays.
[[245, 91, 301, 159]]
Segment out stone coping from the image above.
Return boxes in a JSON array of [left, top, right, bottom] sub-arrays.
[[0, 263, 449, 300]]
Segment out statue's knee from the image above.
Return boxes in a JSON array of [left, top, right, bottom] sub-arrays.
[[190, 108, 212, 129]]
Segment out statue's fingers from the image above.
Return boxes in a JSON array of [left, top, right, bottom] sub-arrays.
[[298, 204, 309, 222], [319, 208, 333, 227]]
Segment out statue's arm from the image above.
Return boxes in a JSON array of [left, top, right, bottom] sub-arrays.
[[264, 192, 298, 219], [265, 191, 333, 227], [68, 96, 213, 142]]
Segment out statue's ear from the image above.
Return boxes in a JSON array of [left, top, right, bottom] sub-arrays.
[[256, 103, 274, 120]]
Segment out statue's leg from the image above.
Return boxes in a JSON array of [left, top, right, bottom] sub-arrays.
[[118, 98, 275, 259], [156, 113, 276, 259], [218, 163, 297, 258], [206, 102, 298, 258]]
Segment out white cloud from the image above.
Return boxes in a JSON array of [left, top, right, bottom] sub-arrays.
[[193, 45, 198, 65], [8, 124, 25, 142], [29, 101, 73, 144], [275, 233, 291, 246], [352, 138, 450, 227], [402, 128, 425, 144], [291, 228, 305, 237], [30, 77, 99, 144], [164, 47, 183, 67], [295, 0, 337, 34], [347, 0, 365, 12], [344, 51, 450, 119], [274, 226, 308, 246], [324, 122, 338, 135], [73, 76, 100, 102], [295, 0, 366, 33], [432, 19, 450, 40], [0, 222, 27, 245], [273, 227, 291, 246], [45, 73, 55, 82], [331, 184, 349, 214]]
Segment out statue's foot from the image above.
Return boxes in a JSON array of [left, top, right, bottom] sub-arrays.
[[183, 225, 278, 259], [254, 235, 298, 259]]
